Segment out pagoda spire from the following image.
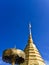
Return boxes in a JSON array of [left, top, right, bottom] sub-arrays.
[[23, 23, 46, 65]]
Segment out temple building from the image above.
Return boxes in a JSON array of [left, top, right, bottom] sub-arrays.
[[20, 23, 46, 65]]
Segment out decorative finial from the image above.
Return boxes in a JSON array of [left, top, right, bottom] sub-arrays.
[[29, 22, 32, 36], [14, 45, 16, 49]]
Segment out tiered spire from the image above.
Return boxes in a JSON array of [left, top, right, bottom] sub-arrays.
[[21, 23, 46, 65]]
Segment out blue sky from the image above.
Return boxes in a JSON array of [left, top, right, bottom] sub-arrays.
[[0, 0, 49, 65]]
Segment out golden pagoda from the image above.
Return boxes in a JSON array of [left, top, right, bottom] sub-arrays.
[[20, 23, 46, 65]]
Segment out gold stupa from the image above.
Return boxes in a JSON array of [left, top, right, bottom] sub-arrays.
[[20, 23, 46, 65]]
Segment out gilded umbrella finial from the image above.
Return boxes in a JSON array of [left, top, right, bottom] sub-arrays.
[[2, 48, 25, 65]]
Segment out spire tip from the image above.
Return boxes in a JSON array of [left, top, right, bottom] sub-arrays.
[[14, 45, 16, 49], [29, 22, 32, 35]]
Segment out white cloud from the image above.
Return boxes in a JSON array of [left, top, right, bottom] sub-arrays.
[[0, 57, 10, 65], [45, 60, 49, 65], [0, 57, 2, 64]]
